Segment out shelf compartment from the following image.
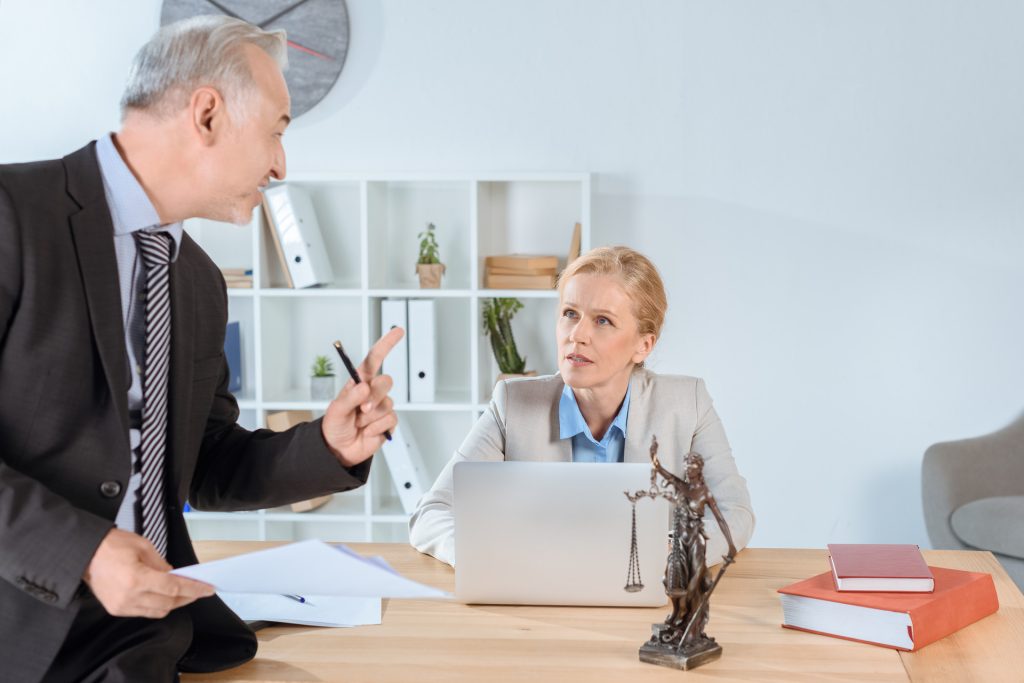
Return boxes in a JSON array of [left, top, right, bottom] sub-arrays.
[[369, 296, 474, 405], [259, 297, 363, 404], [258, 181, 362, 289], [367, 181, 473, 290], [477, 296, 559, 399], [477, 180, 585, 288]]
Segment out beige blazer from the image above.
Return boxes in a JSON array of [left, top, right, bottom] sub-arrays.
[[409, 368, 755, 566]]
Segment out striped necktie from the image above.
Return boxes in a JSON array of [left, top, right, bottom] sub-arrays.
[[136, 231, 172, 557]]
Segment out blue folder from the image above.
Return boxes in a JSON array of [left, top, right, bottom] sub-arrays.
[[224, 321, 242, 394]]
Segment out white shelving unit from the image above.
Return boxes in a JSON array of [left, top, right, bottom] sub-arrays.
[[184, 173, 591, 544]]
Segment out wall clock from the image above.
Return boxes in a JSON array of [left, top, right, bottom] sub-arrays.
[[161, 0, 349, 118]]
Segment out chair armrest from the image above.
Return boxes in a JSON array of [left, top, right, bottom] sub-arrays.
[[950, 496, 1024, 560], [922, 413, 1024, 550]]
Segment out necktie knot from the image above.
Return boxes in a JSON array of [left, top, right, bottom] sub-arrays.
[[136, 230, 172, 269]]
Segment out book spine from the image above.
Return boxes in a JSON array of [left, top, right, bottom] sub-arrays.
[[907, 574, 999, 650], [485, 257, 558, 270]]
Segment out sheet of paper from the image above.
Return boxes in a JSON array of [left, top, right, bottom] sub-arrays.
[[218, 593, 381, 628], [172, 539, 450, 599]]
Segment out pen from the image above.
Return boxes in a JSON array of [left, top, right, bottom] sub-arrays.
[[283, 594, 312, 605], [333, 340, 393, 441]]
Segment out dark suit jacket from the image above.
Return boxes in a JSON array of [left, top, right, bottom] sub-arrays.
[[0, 142, 371, 682]]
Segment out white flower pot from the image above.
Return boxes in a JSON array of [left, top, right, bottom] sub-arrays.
[[310, 375, 335, 400]]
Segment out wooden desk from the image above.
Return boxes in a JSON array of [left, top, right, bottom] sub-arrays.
[[183, 544, 1024, 682]]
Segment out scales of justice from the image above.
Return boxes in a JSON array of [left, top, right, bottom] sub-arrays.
[[624, 436, 737, 671]]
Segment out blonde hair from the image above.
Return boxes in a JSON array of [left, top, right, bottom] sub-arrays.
[[557, 246, 668, 341]]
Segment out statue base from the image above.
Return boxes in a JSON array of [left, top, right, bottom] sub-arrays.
[[638, 624, 722, 670]]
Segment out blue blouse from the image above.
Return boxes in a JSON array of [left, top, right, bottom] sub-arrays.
[[558, 380, 631, 463]]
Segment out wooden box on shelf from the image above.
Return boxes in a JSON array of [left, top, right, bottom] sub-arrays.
[[483, 254, 559, 290]]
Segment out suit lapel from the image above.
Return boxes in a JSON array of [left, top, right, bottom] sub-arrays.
[[64, 143, 131, 445], [547, 381, 572, 463], [624, 369, 653, 464], [167, 249, 195, 492]]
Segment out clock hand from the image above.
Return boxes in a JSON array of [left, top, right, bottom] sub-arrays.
[[256, 0, 315, 29], [286, 40, 333, 61], [200, 0, 333, 62]]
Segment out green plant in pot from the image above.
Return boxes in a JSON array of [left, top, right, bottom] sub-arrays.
[[416, 222, 446, 288], [310, 354, 335, 400], [482, 297, 535, 383]]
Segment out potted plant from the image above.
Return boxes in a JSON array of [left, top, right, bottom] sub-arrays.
[[310, 354, 335, 400], [482, 297, 536, 383], [416, 222, 446, 288]]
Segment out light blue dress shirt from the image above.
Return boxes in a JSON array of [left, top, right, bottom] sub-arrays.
[[95, 133, 183, 532], [559, 380, 631, 463]]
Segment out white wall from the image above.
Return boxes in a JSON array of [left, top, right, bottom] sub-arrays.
[[2, 0, 1022, 549]]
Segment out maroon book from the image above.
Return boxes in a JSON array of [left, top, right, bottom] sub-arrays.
[[827, 544, 934, 592]]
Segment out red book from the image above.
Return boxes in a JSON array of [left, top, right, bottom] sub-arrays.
[[828, 544, 934, 592], [778, 566, 998, 651]]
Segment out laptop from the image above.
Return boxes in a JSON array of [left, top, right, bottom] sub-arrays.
[[454, 461, 670, 606]]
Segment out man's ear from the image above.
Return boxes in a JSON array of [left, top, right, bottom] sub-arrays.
[[190, 86, 225, 146]]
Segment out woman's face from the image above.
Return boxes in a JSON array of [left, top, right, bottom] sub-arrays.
[[557, 273, 655, 392]]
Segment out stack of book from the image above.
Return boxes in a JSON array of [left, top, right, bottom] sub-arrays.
[[484, 254, 559, 290], [221, 268, 253, 289], [777, 544, 998, 651]]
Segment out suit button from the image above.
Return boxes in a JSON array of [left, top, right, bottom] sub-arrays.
[[99, 481, 122, 498]]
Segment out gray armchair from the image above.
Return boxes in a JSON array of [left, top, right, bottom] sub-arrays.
[[922, 413, 1024, 589]]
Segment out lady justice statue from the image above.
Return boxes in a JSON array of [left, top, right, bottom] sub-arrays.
[[624, 436, 737, 670]]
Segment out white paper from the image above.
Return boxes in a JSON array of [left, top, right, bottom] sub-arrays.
[[218, 592, 381, 628], [173, 540, 450, 599]]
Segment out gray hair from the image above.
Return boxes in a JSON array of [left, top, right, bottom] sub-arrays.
[[120, 15, 287, 120]]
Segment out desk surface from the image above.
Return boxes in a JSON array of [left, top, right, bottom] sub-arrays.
[[183, 543, 1024, 682]]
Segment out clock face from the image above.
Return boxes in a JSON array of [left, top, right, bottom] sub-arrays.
[[161, 0, 349, 118]]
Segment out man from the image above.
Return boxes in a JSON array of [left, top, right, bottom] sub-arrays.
[[0, 16, 400, 682]]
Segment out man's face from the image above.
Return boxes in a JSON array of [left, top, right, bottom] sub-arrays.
[[207, 45, 291, 225]]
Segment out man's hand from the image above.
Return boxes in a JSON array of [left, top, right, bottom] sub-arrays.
[[322, 327, 404, 468], [83, 528, 215, 619]]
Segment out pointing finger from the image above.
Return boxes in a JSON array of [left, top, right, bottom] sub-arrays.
[[359, 327, 404, 379]]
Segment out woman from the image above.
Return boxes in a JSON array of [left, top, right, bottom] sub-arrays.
[[409, 246, 754, 567]]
